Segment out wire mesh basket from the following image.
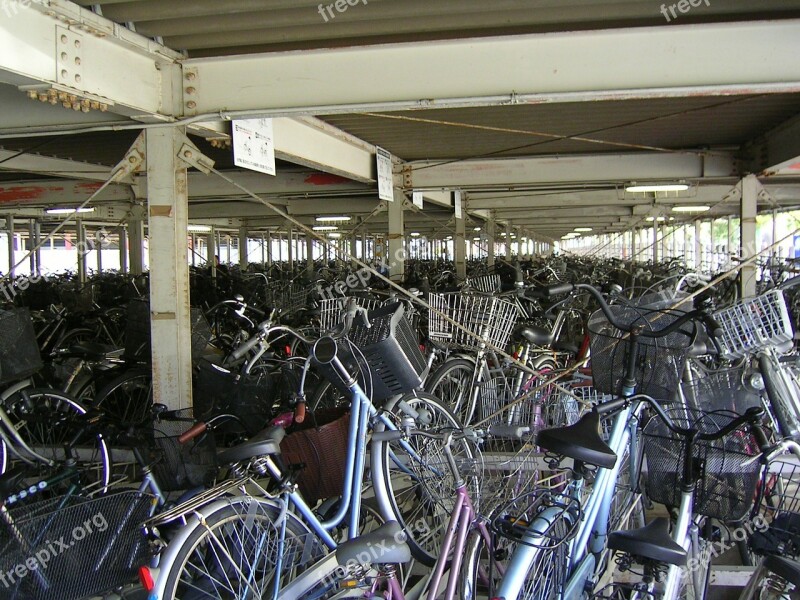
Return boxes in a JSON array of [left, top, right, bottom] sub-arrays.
[[58, 283, 95, 314], [193, 358, 275, 436], [713, 290, 795, 359], [0, 490, 153, 600], [147, 408, 219, 492], [427, 293, 518, 351], [642, 408, 761, 522], [0, 308, 43, 384], [464, 274, 501, 294], [280, 408, 350, 505], [679, 366, 763, 414], [588, 304, 695, 398], [317, 296, 383, 332], [748, 456, 800, 559], [267, 283, 310, 315]]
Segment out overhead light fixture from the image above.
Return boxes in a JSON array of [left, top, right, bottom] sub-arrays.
[[46, 207, 95, 215], [473, 227, 481, 231], [671, 205, 710, 213], [187, 224, 212, 233], [328, 232, 342, 238], [316, 216, 351, 222], [626, 183, 690, 193], [574, 227, 593, 233], [410, 232, 421, 237], [645, 216, 667, 222], [313, 226, 338, 232], [473, 237, 481, 241]]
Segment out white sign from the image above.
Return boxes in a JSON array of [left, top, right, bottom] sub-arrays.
[[232, 118, 276, 176], [376, 147, 393, 202], [412, 190, 423, 209], [454, 190, 463, 219]]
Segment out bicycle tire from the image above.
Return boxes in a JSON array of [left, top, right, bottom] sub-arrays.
[[0, 387, 111, 490], [371, 390, 476, 567], [92, 367, 153, 427], [160, 497, 329, 600], [424, 357, 477, 424]]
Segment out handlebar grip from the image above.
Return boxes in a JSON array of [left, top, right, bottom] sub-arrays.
[[372, 430, 403, 442], [231, 333, 262, 360], [294, 401, 306, 424], [701, 314, 724, 339], [178, 422, 207, 444], [544, 282, 575, 297]]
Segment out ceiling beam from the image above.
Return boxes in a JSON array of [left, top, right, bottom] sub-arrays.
[[750, 112, 800, 177], [184, 20, 800, 116], [0, 148, 112, 181], [409, 153, 737, 190]]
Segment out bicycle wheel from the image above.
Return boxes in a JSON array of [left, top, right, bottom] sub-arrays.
[[371, 390, 477, 566], [93, 367, 153, 427], [161, 497, 329, 599], [424, 357, 477, 423], [0, 387, 111, 489], [308, 378, 350, 412]]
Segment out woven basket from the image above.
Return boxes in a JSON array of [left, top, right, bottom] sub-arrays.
[[280, 409, 350, 506]]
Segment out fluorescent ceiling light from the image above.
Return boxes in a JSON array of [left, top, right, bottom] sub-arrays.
[[574, 227, 593, 232], [46, 207, 95, 215], [671, 205, 710, 213], [313, 225, 338, 232], [473, 227, 481, 231], [187, 224, 212, 233], [626, 183, 690, 193], [316, 216, 351, 222], [645, 216, 667, 222], [327, 232, 341, 238], [409, 232, 421, 237], [473, 237, 481, 241]]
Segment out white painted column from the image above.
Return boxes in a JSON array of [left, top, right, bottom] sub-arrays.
[[741, 175, 758, 297], [486, 213, 496, 267], [76, 219, 87, 283], [307, 235, 314, 275], [6, 216, 14, 278], [388, 191, 405, 281], [238, 226, 248, 271], [146, 128, 192, 410], [455, 213, 467, 280], [208, 227, 217, 280], [119, 226, 128, 273], [693, 220, 702, 272]]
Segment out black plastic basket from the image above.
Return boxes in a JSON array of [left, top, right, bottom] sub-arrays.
[[315, 302, 427, 401], [193, 359, 275, 436], [0, 490, 153, 600], [680, 367, 763, 414], [588, 305, 695, 398], [0, 308, 43, 384], [147, 409, 218, 492], [642, 408, 761, 522], [124, 300, 212, 365]]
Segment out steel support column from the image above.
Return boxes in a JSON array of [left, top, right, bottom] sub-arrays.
[[307, 235, 314, 275], [208, 227, 217, 280], [76, 219, 87, 283], [455, 213, 467, 280], [486, 213, 496, 267], [146, 128, 192, 410], [119, 226, 128, 273], [741, 175, 759, 297], [694, 221, 702, 271], [388, 192, 405, 281], [238, 226, 248, 271], [6, 216, 14, 278], [128, 216, 145, 276]]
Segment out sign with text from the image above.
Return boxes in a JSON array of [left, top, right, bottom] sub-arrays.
[[233, 118, 276, 176], [376, 147, 393, 201]]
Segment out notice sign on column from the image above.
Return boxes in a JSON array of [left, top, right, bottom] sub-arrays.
[[233, 118, 276, 176], [412, 190, 423, 209], [376, 146, 393, 202]]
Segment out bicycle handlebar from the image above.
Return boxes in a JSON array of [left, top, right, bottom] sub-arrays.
[[540, 282, 722, 339]]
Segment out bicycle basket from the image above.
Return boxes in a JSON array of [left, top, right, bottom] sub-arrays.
[[748, 456, 800, 559], [679, 366, 763, 414], [588, 305, 695, 398], [713, 290, 795, 359], [427, 293, 518, 351], [280, 408, 350, 506], [642, 408, 761, 522], [58, 283, 94, 314], [0, 308, 43, 384], [193, 358, 275, 436], [0, 490, 153, 600], [315, 302, 427, 401], [464, 274, 501, 294], [317, 296, 382, 333], [147, 408, 219, 492]]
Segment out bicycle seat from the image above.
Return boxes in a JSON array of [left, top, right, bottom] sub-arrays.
[[536, 411, 617, 469], [763, 555, 800, 588], [514, 324, 553, 347], [217, 426, 285, 463], [336, 521, 411, 566], [607, 518, 687, 567]]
